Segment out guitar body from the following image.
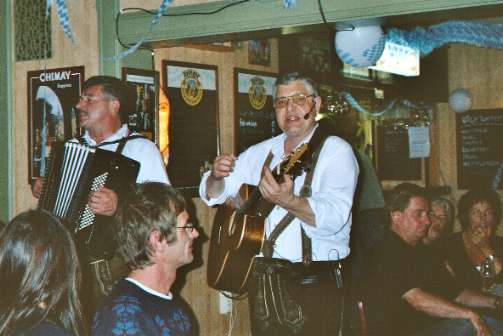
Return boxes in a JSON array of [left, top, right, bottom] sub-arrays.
[[207, 185, 265, 293], [207, 144, 308, 293]]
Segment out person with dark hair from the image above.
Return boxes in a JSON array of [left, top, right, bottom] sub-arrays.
[[362, 183, 503, 336], [444, 189, 503, 295], [32, 75, 170, 203], [92, 182, 198, 336], [30, 75, 170, 315], [423, 196, 455, 246], [200, 72, 358, 335], [0, 209, 86, 336]]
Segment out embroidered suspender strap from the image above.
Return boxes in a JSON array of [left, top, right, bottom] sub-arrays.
[[77, 134, 146, 154], [297, 134, 329, 264], [262, 131, 328, 260]]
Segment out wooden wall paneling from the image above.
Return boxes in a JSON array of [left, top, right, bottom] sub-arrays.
[[12, 0, 99, 216], [0, 1, 13, 221], [437, 44, 503, 233]]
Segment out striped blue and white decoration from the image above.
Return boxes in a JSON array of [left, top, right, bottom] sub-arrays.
[[387, 20, 503, 57], [46, 0, 74, 41]]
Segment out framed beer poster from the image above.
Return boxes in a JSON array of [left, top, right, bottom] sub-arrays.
[[162, 61, 219, 196], [121, 67, 159, 144], [234, 68, 278, 154], [27, 66, 84, 183]]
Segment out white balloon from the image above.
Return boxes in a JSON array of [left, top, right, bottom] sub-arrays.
[[335, 25, 386, 68], [448, 88, 472, 113]]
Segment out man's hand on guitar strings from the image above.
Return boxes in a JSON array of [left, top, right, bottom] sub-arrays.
[[210, 155, 236, 180], [259, 167, 315, 225], [89, 187, 118, 216], [259, 167, 295, 208]]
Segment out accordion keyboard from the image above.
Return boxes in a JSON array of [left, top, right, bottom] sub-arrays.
[[78, 172, 109, 232]]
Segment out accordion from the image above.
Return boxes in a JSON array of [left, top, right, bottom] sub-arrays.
[[38, 141, 140, 258]]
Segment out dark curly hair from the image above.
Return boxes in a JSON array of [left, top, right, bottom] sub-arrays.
[[458, 189, 502, 231]]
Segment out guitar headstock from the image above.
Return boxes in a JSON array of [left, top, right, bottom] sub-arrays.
[[274, 143, 308, 178]]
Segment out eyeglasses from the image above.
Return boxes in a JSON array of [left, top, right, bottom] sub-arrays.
[[78, 94, 110, 105], [177, 223, 197, 233], [274, 94, 315, 109]]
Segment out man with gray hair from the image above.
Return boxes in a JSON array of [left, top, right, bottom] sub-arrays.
[[200, 72, 358, 335], [92, 182, 199, 335], [423, 196, 455, 246]]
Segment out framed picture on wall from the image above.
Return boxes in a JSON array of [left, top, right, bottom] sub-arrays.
[[27, 66, 84, 183], [297, 34, 333, 73], [162, 60, 219, 196], [248, 39, 272, 66], [121, 67, 159, 144], [234, 68, 278, 154]]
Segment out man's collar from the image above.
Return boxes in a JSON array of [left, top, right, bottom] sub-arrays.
[[125, 277, 173, 300], [82, 123, 129, 146], [273, 123, 319, 157]]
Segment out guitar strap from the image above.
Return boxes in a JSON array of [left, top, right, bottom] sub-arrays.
[[262, 126, 329, 263]]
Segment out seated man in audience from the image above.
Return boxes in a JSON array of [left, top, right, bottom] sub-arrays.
[[92, 182, 199, 335], [362, 183, 503, 336]]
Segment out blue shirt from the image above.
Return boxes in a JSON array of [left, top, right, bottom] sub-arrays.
[[92, 279, 192, 336]]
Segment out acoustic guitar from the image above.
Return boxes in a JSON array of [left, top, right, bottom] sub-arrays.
[[207, 144, 308, 293]]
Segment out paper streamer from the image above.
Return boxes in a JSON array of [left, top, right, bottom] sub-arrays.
[[338, 92, 429, 119], [283, 0, 297, 8], [46, 0, 74, 41], [387, 20, 503, 57], [103, 0, 172, 61]]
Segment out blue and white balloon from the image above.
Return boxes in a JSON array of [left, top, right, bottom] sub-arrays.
[[448, 88, 472, 113], [335, 25, 386, 68]]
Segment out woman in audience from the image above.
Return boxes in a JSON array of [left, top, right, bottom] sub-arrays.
[[422, 196, 455, 246], [0, 209, 86, 335], [445, 189, 503, 293]]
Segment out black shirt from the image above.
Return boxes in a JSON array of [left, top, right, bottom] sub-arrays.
[[362, 231, 463, 336], [444, 233, 503, 290]]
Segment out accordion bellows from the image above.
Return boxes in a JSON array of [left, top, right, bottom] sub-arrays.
[[38, 141, 140, 258]]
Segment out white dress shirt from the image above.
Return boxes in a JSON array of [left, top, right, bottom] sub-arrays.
[[200, 126, 358, 261], [81, 124, 170, 184]]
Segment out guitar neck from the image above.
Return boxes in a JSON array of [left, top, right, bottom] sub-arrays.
[[237, 172, 287, 217], [237, 145, 308, 217]]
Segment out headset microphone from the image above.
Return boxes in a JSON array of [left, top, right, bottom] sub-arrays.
[[303, 101, 316, 120]]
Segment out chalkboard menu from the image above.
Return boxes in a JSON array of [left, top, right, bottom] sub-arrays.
[[235, 69, 278, 154], [376, 125, 422, 180], [457, 109, 503, 189]]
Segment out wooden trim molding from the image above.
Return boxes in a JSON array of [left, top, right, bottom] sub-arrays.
[[116, 0, 503, 47], [0, 0, 13, 221]]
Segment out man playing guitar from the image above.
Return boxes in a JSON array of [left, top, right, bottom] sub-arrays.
[[200, 72, 359, 336]]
